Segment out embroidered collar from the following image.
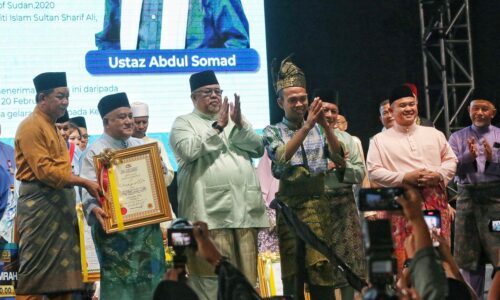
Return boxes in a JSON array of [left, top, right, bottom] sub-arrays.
[[393, 122, 418, 134], [193, 109, 218, 121], [282, 117, 304, 130]]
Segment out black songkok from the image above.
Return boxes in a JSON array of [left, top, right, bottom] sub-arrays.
[[70, 116, 87, 129], [471, 88, 496, 106], [313, 88, 336, 104], [98, 92, 130, 118], [389, 85, 415, 103], [33, 72, 67, 93], [189, 70, 219, 92], [56, 110, 69, 123]]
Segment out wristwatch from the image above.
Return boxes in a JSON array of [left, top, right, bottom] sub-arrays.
[[212, 121, 224, 133]]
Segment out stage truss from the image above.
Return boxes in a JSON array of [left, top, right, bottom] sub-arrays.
[[418, 0, 474, 137]]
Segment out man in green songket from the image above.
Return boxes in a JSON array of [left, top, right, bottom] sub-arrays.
[[80, 92, 166, 300], [263, 57, 347, 299], [315, 89, 367, 300], [169, 70, 269, 300]]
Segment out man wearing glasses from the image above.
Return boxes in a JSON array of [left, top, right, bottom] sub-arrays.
[[169, 70, 269, 300]]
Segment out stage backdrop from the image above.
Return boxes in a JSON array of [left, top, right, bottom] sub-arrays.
[[0, 0, 269, 169]]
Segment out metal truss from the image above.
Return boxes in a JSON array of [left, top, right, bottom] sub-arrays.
[[418, 0, 474, 137]]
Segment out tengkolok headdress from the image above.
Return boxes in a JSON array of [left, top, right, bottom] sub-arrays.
[[272, 54, 306, 94]]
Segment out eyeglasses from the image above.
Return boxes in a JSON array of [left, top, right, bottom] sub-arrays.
[[81, 134, 89, 139], [196, 88, 223, 97]]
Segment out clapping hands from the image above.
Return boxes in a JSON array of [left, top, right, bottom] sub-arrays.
[[217, 94, 244, 129]]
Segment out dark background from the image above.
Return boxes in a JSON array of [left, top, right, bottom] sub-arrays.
[[263, 0, 499, 152]]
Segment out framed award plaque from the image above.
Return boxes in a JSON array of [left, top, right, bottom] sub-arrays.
[[93, 143, 173, 233]]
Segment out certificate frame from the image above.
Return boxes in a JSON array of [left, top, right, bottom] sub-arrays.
[[76, 204, 101, 282], [93, 143, 172, 233], [257, 252, 311, 299]]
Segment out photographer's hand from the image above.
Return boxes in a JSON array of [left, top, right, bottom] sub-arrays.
[[404, 234, 416, 258], [396, 185, 432, 250], [397, 185, 424, 222], [192, 221, 223, 266], [432, 231, 459, 276], [432, 230, 451, 258]]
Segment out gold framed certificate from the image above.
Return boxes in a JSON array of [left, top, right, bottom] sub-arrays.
[[257, 252, 311, 299], [93, 143, 172, 233], [76, 204, 100, 282]]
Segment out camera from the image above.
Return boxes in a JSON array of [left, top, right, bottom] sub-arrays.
[[423, 210, 441, 247], [362, 219, 398, 299], [358, 188, 405, 211], [489, 219, 500, 232], [168, 219, 197, 250], [167, 218, 197, 283], [169, 229, 195, 248]]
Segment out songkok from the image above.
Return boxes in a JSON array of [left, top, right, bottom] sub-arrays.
[[272, 54, 306, 93], [131, 102, 149, 117], [189, 70, 219, 92], [56, 110, 69, 123], [471, 88, 496, 106], [98, 92, 130, 118], [70, 116, 87, 129], [404, 83, 418, 97], [33, 72, 67, 93], [313, 88, 336, 103], [389, 85, 415, 103]]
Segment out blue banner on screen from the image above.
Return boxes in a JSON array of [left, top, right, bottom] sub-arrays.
[[0, 1, 269, 171], [86, 49, 260, 74]]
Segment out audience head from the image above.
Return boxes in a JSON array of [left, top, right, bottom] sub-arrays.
[[98, 92, 133, 140], [131, 101, 150, 138], [190, 70, 222, 116]]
